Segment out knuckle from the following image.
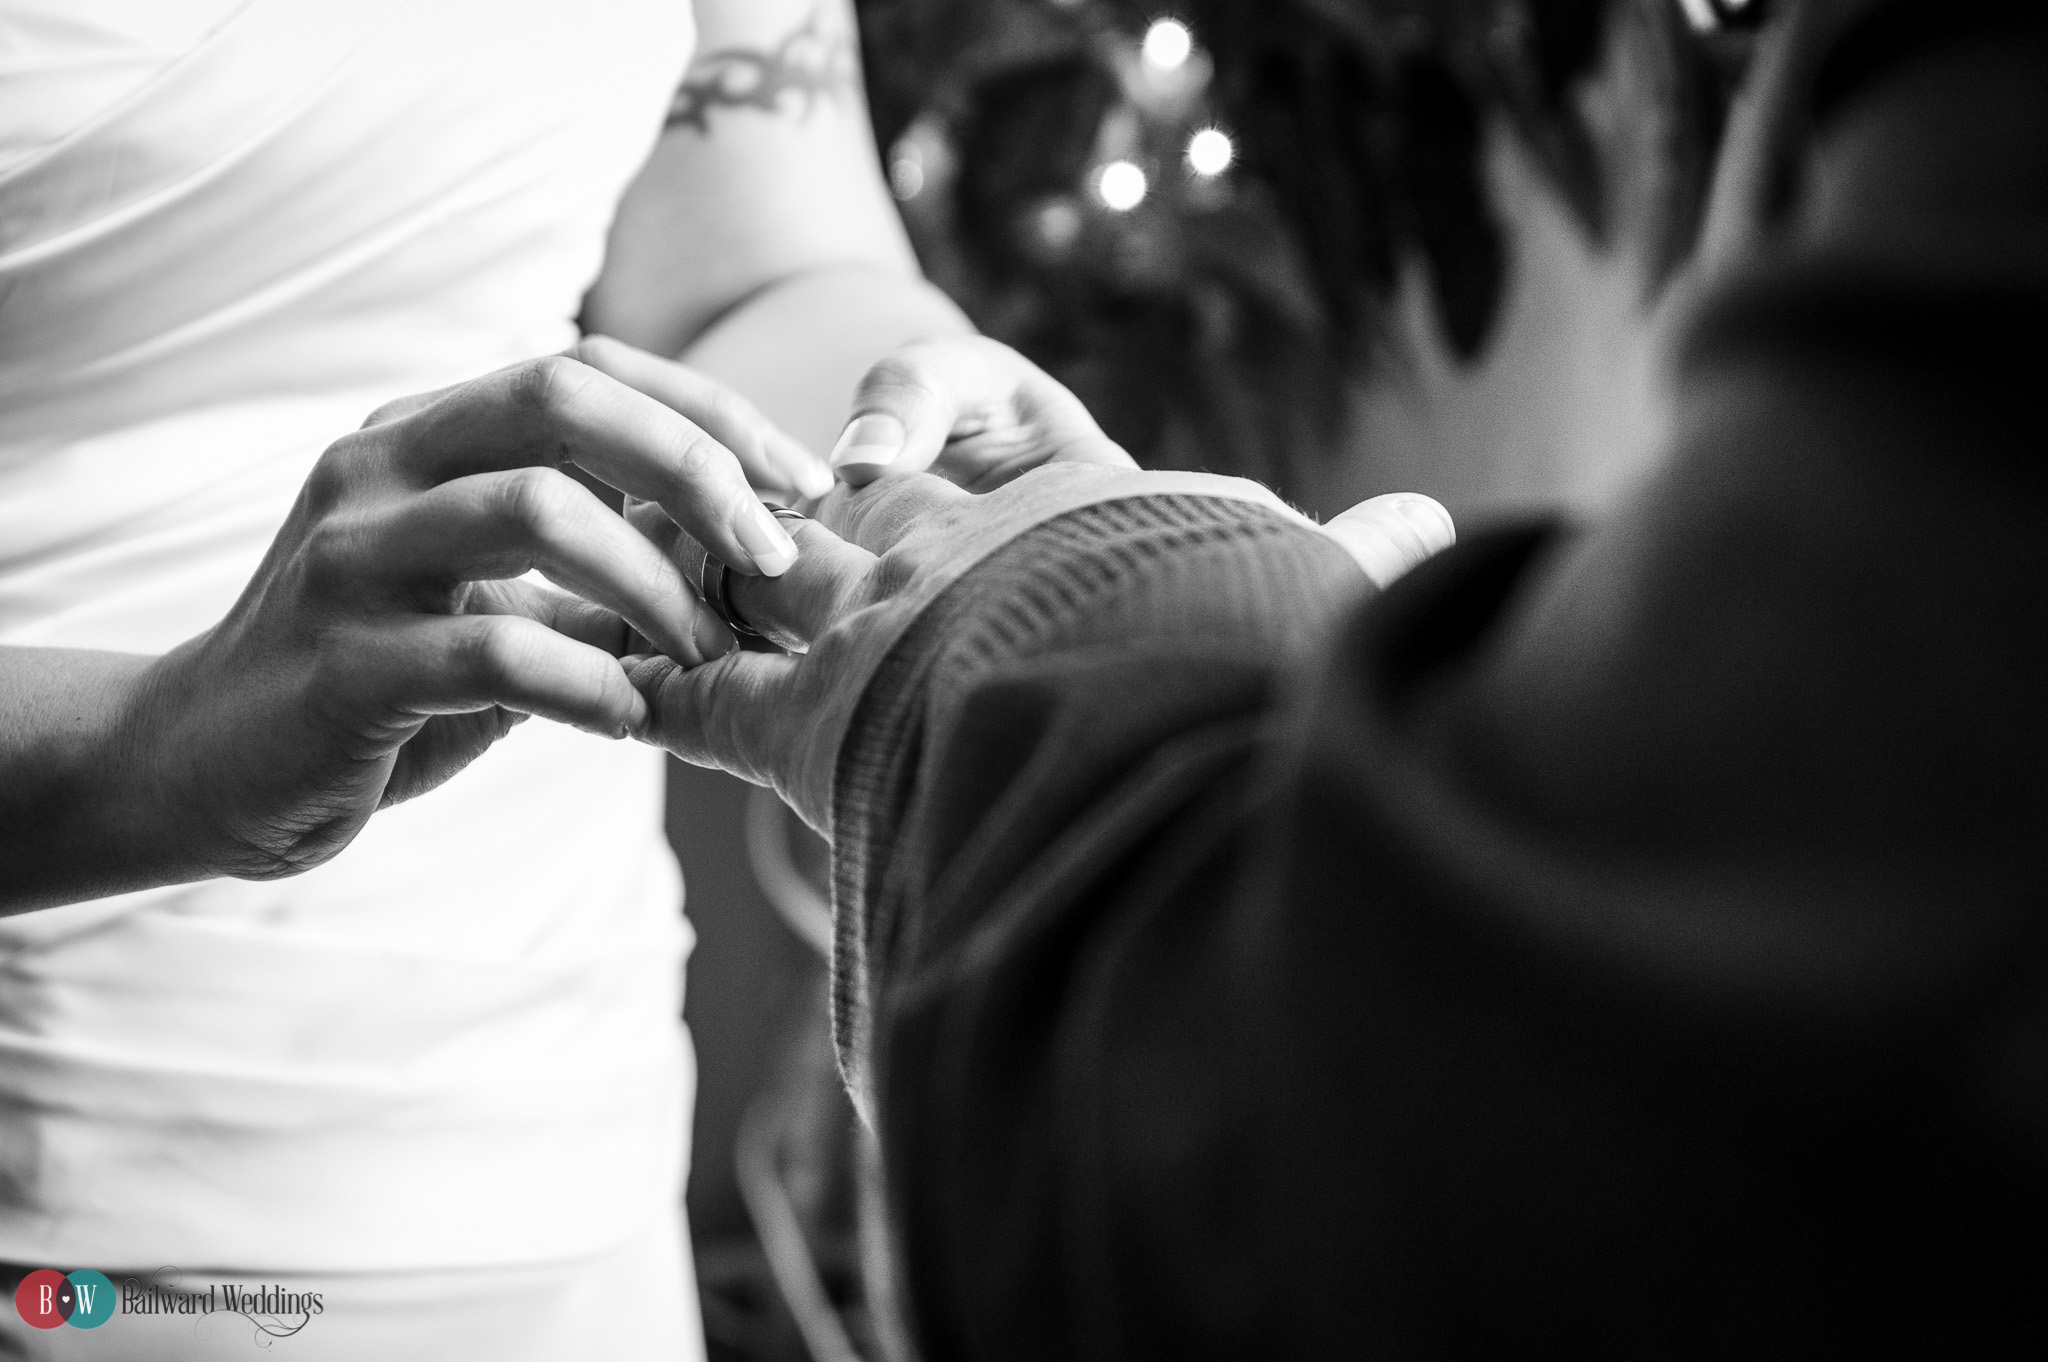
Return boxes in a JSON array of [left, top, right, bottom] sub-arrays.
[[848, 471, 947, 537], [298, 516, 368, 598], [869, 545, 921, 599], [638, 659, 686, 738], [623, 497, 683, 557], [563, 334, 615, 366], [459, 616, 535, 691], [302, 439, 367, 516], [360, 398, 407, 428], [508, 354, 587, 415], [497, 465, 580, 535], [666, 427, 732, 486]]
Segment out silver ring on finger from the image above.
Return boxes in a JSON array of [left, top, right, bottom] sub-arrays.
[[697, 555, 763, 640]]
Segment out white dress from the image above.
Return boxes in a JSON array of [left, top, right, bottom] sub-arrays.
[[0, 1, 702, 1355]]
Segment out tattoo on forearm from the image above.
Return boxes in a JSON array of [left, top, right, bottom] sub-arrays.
[[667, 7, 858, 133]]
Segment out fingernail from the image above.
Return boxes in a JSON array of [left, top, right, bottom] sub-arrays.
[[829, 413, 905, 478], [733, 498, 799, 576], [1395, 496, 1455, 545], [693, 609, 736, 662], [795, 458, 835, 500]]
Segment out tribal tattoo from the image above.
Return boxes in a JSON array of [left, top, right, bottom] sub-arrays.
[[666, 7, 859, 133]]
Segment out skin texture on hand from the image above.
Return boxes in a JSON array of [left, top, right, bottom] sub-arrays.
[[627, 461, 1454, 834], [816, 331, 1453, 577], [0, 337, 817, 911], [169, 340, 831, 871], [630, 334, 1452, 831], [825, 335, 1137, 488]]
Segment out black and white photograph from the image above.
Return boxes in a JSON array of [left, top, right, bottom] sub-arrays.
[[0, 0, 2041, 1356]]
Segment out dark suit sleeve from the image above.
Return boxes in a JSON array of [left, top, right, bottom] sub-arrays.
[[829, 5, 2048, 1359]]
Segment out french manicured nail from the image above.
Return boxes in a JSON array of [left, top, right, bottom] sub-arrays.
[[829, 413, 905, 477], [733, 498, 799, 576]]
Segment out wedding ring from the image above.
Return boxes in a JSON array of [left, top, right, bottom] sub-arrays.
[[697, 551, 762, 640], [687, 506, 807, 642]]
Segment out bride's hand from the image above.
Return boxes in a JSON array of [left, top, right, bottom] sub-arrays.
[[823, 334, 1138, 489], [822, 333, 1453, 586]]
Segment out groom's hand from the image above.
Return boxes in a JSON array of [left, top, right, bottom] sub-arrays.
[[627, 335, 1453, 830], [625, 466, 1454, 832]]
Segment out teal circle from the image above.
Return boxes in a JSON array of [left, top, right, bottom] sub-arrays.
[[65, 1271, 115, 1329]]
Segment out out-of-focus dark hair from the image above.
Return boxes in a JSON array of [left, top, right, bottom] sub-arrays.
[[856, 0, 1765, 492]]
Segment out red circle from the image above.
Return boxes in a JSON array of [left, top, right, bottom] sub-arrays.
[[14, 1269, 71, 1328]]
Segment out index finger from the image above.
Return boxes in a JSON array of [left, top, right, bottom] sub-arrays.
[[389, 355, 803, 579], [568, 336, 832, 499], [632, 503, 876, 654]]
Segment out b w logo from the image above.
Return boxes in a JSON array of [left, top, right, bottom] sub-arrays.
[[14, 1268, 116, 1330]]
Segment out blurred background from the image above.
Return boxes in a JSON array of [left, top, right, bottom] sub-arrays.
[[671, 1, 1764, 1357]]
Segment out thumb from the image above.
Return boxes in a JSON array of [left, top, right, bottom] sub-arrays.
[[828, 344, 972, 486], [1322, 494, 1456, 589]]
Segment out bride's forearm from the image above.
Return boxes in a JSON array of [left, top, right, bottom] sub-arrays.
[[0, 645, 196, 914], [678, 265, 971, 459]]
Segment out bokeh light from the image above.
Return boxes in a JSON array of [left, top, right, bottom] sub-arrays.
[[1674, 0, 1717, 29], [1096, 160, 1149, 211], [1032, 199, 1084, 255], [1141, 18, 1193, 72], [1186, 127, 1233, 176]]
